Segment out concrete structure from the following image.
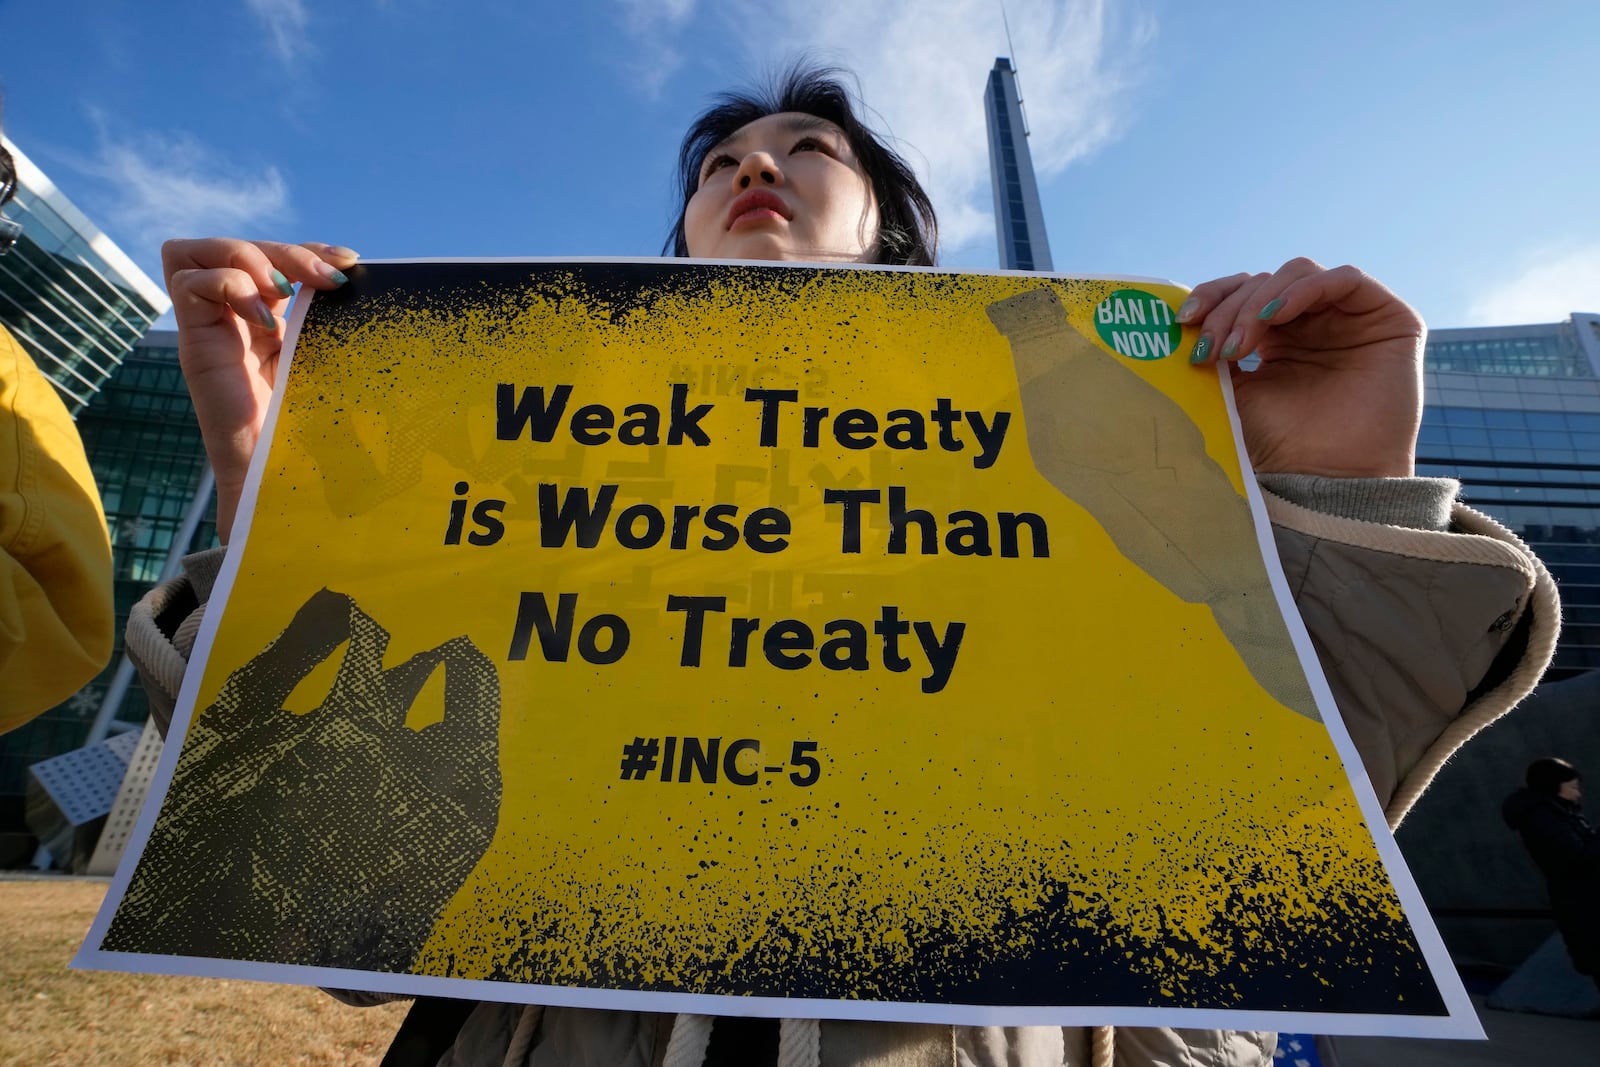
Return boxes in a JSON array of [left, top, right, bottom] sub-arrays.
[[0, 136, 168, 414], [0, 331, 215, 853], [1395, 312, 1600, 972], [983, 58, 1053, 271], [1323, 995, 1595, 1065]]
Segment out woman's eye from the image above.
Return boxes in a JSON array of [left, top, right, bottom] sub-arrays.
[[792, 138, 823, 154], [700, 155, 735, 180]]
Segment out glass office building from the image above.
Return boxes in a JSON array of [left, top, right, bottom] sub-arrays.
[[1419, 313, 1600, 679], [984, 58, 1053, 272], [0, 136, 169, 414], [0, 331, 216, 844]]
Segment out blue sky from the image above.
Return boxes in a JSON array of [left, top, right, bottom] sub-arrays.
[[2, 0, 1596, 329]]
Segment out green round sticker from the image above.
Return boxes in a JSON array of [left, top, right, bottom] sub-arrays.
[[1093, 288, 1182, 360]]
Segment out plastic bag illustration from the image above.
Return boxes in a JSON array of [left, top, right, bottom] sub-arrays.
[[104, 588, 502, 973], [986, 287, 1317, 719]]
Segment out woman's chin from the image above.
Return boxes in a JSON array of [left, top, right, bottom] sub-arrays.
[[696, 232, 796, 263], [692, 234, 871, 265]]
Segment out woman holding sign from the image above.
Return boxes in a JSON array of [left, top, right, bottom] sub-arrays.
[[130, 64, 1554, 1067]]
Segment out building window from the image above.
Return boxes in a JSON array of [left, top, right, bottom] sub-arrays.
[[1425, 327, 1590, 377]]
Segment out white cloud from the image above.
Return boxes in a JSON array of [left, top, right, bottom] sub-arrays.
[[84, 121, 291, 253], [645, 0, 1153, 260], [1466, 245, 1600, 325], [613, 0, 700, 96], [245, 0, 312, 66], [618, 0, 696, 23]]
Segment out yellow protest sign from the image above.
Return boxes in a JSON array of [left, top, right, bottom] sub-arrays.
[[80, 261, 1471, 1035]]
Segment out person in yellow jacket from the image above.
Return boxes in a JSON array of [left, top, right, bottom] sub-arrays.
[[0, 136, 115, 730]]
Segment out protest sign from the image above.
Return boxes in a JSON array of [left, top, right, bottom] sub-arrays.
[[78, 261, 1475, 1036]]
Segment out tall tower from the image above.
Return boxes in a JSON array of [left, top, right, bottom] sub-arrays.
[[983, 57, 1053, 271]]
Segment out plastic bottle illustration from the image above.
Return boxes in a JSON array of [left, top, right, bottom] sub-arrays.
[[986, 286, 1317, 720]]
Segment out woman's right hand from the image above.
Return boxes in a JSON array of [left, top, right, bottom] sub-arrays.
[[163, 239, 359, 542]]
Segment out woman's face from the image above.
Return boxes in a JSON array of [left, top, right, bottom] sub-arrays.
[[684, 112, 879, 263], [1559, 778, 1582, 803]]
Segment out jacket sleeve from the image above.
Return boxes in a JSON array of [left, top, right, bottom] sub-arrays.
[[1261, 475, 1559, 829], [124, 545, 225, 738], [0, 327, 114, 732]]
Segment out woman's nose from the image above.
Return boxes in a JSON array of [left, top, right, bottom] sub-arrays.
[[735, 151, 782, 190]]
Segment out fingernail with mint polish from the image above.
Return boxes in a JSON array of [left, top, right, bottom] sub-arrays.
[[1177, 297, 1200, 324], [1257, 298, 1283, 321], [271, 270, 294, 297], [1220, 330, 1243, 360], [253, 300, 277, 330], [315, 261, 349, 285], [1189, 334, 1213, 364]]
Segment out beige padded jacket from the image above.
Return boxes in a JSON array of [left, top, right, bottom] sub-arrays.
[[125, 478, 1559, 1067]]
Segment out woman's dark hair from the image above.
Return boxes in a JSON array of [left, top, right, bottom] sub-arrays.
[[1526, 756, 1580, 796], [0, 96, 14, 209], [0, 144, 14, 209], [665, 63, 938, 267]]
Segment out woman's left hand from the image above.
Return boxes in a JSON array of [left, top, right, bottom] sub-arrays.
[[1182, 258, 1424, 479]]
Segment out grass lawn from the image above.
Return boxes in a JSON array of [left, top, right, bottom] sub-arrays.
[[1, 879, 409, 1066]]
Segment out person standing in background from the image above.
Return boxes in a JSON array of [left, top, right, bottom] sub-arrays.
[[1503, 756, 1600, 994], [0, 129, 115, 731]]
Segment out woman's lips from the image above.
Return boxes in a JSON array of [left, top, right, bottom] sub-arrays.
[[731, 208, 785, 230], [727, 190, 791, 230]]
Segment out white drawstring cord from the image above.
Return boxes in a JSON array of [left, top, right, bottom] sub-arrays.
[[1091, 1024, 1114, 1067], [777, 1018, 820, 1067], [662, 1013, 716, 1067]]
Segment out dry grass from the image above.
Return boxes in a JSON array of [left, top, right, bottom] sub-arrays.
[[0, 879, 409, 1066]]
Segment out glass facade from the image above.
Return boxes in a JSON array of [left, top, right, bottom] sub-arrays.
[[984, 58, 1053, 272], [1425, 323, 1591, 378], [1420, 316, 1600, 680], [0, 137, 168, 414], [0, 332, 216, 836]]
